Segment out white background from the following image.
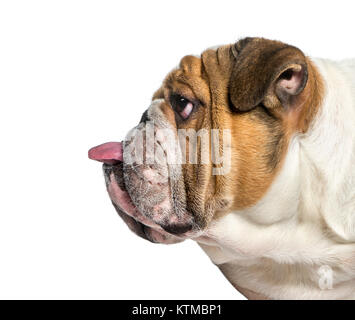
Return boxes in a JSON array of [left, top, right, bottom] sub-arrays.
[[0, 0, 354, 300]]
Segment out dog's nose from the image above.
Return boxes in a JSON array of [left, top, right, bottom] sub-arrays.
[[88, 142, 123, 165], [139, 109, 149, 124]]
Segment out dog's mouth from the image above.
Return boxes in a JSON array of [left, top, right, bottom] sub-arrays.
[[89, 141, 198, 244]]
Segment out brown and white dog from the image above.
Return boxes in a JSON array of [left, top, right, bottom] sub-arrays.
[[89, 37, 355, 300]]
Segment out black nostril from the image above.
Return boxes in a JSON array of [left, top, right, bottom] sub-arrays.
[[139, 110, 150, 124]]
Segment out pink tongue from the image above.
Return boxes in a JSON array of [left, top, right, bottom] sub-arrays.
[[88, 142, 123, 165]]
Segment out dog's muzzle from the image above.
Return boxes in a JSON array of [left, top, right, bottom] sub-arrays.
[[88, 113, 201, 243]]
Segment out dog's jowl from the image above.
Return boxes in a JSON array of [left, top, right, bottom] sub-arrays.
[[89, 37, 355, 300]]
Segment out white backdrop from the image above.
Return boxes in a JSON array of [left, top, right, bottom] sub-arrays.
[[0, 0, 354, 300]]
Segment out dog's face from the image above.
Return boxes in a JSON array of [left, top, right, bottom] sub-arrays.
[[89, 37, 323, 244]]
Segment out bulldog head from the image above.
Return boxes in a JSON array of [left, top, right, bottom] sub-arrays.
[[89, 37, 323, 244]]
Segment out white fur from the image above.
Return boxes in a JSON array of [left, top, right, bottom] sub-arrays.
[[198, 58, 355, 299]]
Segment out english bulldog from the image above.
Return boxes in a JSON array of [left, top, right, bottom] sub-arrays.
[[89, 37, 355, 300]]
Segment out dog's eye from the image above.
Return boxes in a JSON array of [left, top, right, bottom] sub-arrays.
[[170, 94, 194, 119]]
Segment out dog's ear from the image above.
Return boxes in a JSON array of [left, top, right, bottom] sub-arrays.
[[229, 37, 308, 111]]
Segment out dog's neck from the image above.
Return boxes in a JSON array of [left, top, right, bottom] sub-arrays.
[[299, 58, 355, 242], [198, 58, 355, 299]]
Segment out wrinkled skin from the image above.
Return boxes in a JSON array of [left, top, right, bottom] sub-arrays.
[[103, 162, 185, 244], [99, 102, 207, 244]]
